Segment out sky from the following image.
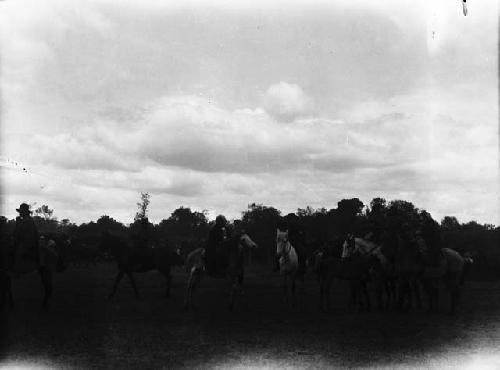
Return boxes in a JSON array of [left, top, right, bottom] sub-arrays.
[[0, 0, 498, 225]]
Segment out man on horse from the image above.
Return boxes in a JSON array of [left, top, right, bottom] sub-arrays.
[[416, 217, 442, 267], [12, 203, 40, 275], [206, 215, 229, 276]]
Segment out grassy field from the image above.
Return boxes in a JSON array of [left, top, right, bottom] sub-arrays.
[[2, 263, 500, 369]]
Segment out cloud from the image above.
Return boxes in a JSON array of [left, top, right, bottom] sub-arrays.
[[1, 1, 497, 225], [26, 94, 395, 175], [263, 82, 314, 121]]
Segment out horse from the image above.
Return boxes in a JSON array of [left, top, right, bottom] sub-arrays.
[[314, 244, 373, 313], [276, 229, 303, 307], [0, 235, 67, 309], [341, 237, 397, 310], [183, 233, 258, 311], [419, 247, 474, 314], [388, 233, 474, 314], [100, 233, 184, 300]]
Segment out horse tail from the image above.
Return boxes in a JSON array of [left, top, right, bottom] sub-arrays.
[[460, 254, 474, 286]]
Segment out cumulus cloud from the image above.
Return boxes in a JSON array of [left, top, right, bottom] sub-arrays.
[[263, 82, 314, 122], [3, 86, 497, 224], [27, 94, 393, 175]]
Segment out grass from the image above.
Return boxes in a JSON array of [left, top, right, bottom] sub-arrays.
[[2, 263, 500, 369]]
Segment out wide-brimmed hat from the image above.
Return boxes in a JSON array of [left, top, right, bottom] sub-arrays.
[[16, 203, 32, 215]]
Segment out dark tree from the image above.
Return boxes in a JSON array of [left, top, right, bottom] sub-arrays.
[[156, 207, 209, 251], [337, 198, 364, 236]]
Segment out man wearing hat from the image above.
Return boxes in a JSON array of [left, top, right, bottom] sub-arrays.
[[13, 203, 40, 273], [206, 215, 228, 276]]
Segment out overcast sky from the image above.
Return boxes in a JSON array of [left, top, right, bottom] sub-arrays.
[[1, 0, 498, 225]]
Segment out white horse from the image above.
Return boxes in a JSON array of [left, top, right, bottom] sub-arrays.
[[183, 233, 258, 311], [342, 237, 388, 268], [276, 229, 300, 307]]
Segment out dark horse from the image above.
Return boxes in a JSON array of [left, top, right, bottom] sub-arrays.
[[313, 240, 374, 312], [100, 232, 184, 299], [416, 247, 473, 314], [0, 236, 67, 309], [183, 233, 258, 311]]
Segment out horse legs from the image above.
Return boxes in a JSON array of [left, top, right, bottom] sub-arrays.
[[422, 278, 437, 313], [326, 277, 334, 312], [229, 276, 241, 310], [108, 270, 124, 299], [184, 270, 201, 311], [375, 278, 385, 310], [282, 274, 289, 305], [398, 279, 410, 311], [1, 272, 14, 310], [412, 280, 422, 310], [446, 273, 460, 315], [125, 272, 140, 299], [382, 279, 391, 310], [39, 267, 53, 309], [348, 281, 357, 311], [7, 275, 13, 308], [183, 274, 193, 310], [362, 280, 370, 311], [159, 268, 172, 298], [389, 279, 397, 308], [319, 278, 325, 312], [319, 275, 332, 312], [291, 275, 297, 308]]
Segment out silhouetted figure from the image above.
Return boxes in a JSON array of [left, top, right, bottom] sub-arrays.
[[418, 218, 442, 266], [12, 203, 39, 274], [206, 215, 228, 276]]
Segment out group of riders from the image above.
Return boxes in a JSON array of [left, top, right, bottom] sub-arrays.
[[1, 203, 67, 277], [4, 202, 451, 281]]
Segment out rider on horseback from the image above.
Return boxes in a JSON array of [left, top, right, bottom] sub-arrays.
[[12, 203, 40, 275], [416, 217, 442, 267], [206, 215, 228, 276]]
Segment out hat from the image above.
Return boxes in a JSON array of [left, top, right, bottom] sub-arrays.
[[16, 203, 31, 215], [215, 215, 227, 227]]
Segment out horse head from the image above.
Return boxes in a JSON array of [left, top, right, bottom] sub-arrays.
[[238, 233, 258, 250], [276, 229, 289, 258]]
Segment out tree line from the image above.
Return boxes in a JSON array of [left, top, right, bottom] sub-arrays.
[[1, 196, 498, 280]]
